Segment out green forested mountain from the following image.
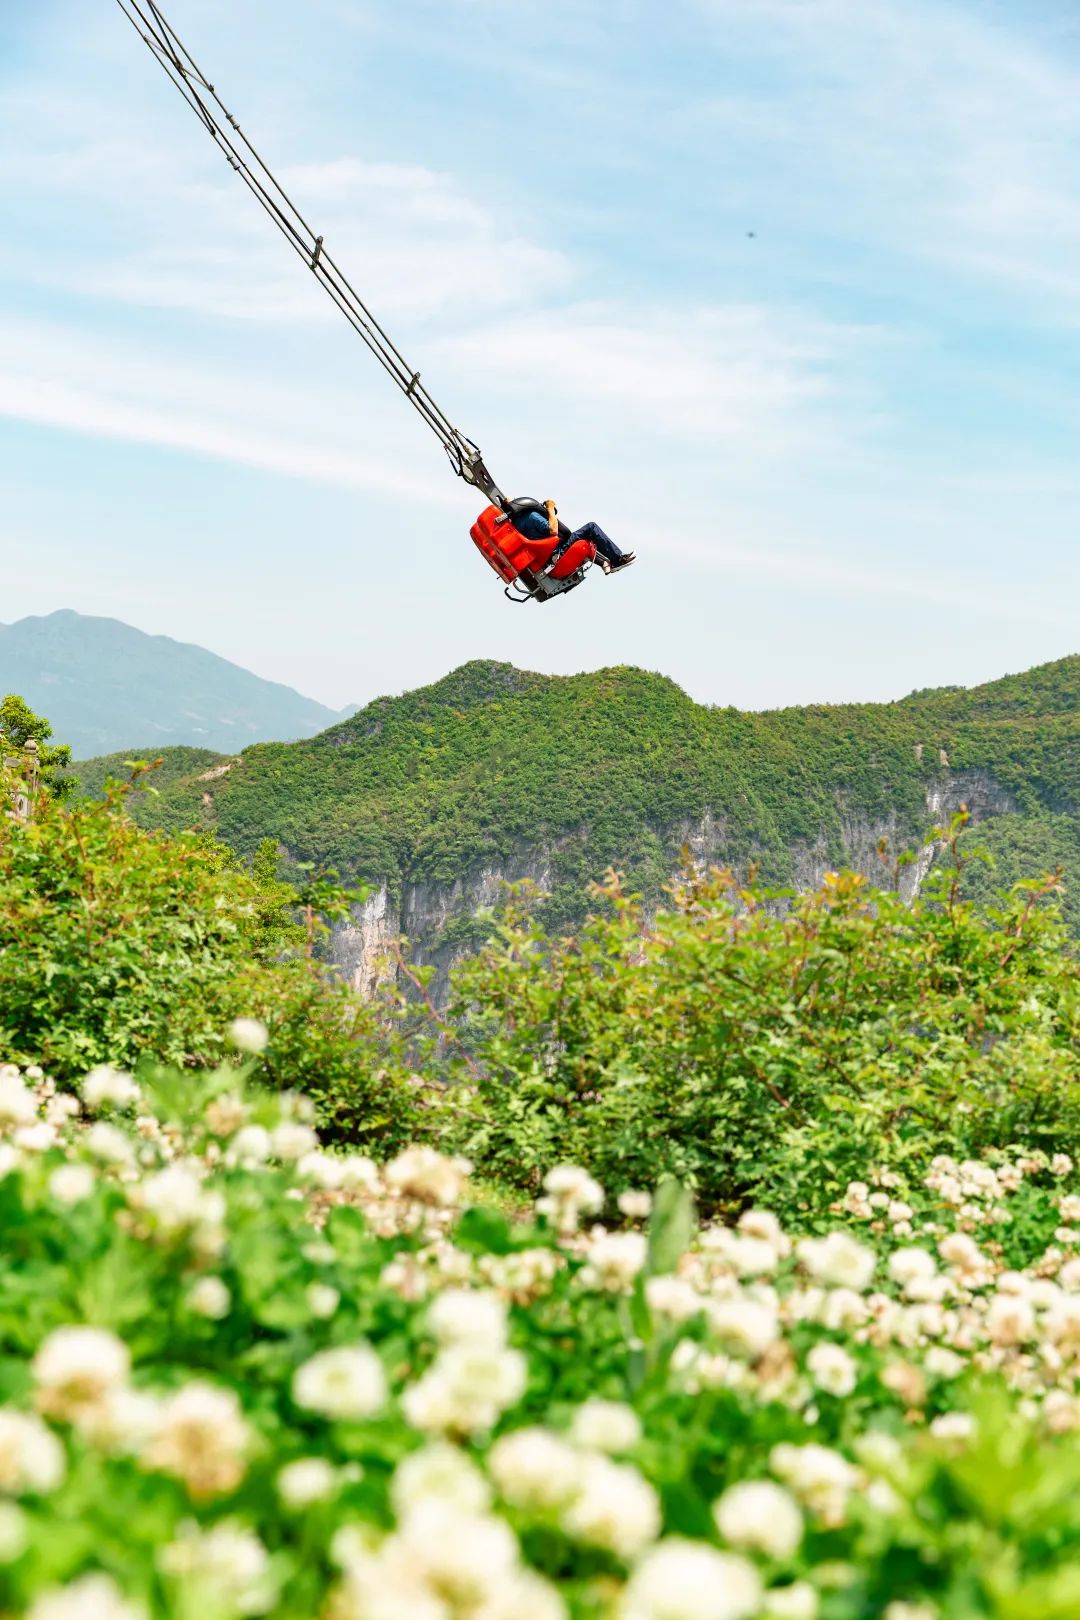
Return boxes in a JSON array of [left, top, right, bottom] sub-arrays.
[[0, 610, 354, 757], [75, 654, 1080, 954]]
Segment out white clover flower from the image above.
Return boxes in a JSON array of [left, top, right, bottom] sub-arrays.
[[489, 1426, 581, 1511], [85, 1122, 135, 1167], [397, 1498, 520, 1610], [230, 1125, 271, 1165], [296, 1151, 349, 1190], [0, 1409, 66, 1494], [159, 1518, 275, 1615], [542, 1165, 604, 1211], [139, 1164, 225, 1233], [580, 1230, 648, 1291], [188, 1277, 231, 1320], [32, 1326, 130, 1422], [645, 1275, 704, 1323], [403, 1343, 527, 1436], [392, 1441, 491, 1517], [843, 1181, 873, 1217], [478, 1565, 567, 1620], [986, 1292, 1036, 1347], [924, 1347, 965, 1380], [14, 1122, 56, 1153], [44, 1093, 80, 1130], [570, 1399, 642, 1454], [621, 1538, 762, 1620], [617, 1190, 653, 1220], [714, 1479, 803, 1560], [1044, 1390, 1080, 1434], [82, 1066, 140, 1111], [888, 1248, 937, 1290], [881, 1362, 927, 1409], [930, 1412, 976, 1445], [306, 1283, 340, 1320], [428, 1288, 507, 1348], [1059, 1257, 1080, 1293], [327, 1528, 422, 1601], [883, 1605, 938, 1620], [770, 1443, 859, 1524], [561, 1453, 660, 1560], [270, 1122, 319, 1163], [338, 1154, 380, 1192], [80, 1387, 161, 1455], [0, 1069, 37, 1127], [0, 1144, 18, 1180], [1051, 1154, 1074, 1177], [806, 1342, 857, 1397], [728, 1234, 783, 1277], [385, 1145, 472, 1206], [763, 1582, 819, 1619], [144, 1381, 251, 1498], [277, 1456, 339, 1508], [228, 1018, 269, 1055], [819, 1288, 868, 1332], [706, 1295, 779, 1359], [48, 1164, 96, 1206], [738, 1208, 791, 1257], [293, 1345, 386, 1422], [797, 1232, 875, 1290], [27, 1573, 147, 1620], [938, 1231, 984, 1271]]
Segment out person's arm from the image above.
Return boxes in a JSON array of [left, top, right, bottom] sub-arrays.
[[544, 499, 559, 537]]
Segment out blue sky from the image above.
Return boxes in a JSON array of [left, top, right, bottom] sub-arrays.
[[2, 0, 1078, 712]]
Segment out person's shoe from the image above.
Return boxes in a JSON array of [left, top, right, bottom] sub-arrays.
[[607, 552, 636, 574]]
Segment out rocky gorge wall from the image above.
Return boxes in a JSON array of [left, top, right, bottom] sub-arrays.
[[330, 768, 1018, 1003]]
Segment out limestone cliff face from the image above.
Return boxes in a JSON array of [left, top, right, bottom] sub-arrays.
[[329, 768, 1018, 1003]]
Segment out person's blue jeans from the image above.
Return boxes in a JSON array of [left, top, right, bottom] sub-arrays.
[[571, 521, 625, 565]]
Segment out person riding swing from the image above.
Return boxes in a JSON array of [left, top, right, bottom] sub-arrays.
[[501, 498, 636, 576]]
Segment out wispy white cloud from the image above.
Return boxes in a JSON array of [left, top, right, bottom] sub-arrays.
[[0, 121, 570, 327], [439, 301, 882, 451], [0, 315, 457, 506]]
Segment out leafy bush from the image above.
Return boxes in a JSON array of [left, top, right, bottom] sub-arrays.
[[441, 844, 1080, 1218], [0, 1058, 1077, 1619], [0, 766, 421, 1149], [1, 694, 75, 801]]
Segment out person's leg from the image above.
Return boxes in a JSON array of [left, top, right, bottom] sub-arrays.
[[571, 521, 624, 565]]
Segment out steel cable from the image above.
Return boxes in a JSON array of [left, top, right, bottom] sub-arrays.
[[112, 0, 503, 499]]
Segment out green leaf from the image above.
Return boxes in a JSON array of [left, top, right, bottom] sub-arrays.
[[646, 1178, 696, 1277]]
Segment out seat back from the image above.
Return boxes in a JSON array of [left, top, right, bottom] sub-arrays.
[[469, 504, 544, 583]]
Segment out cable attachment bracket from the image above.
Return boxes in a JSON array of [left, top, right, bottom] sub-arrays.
[[310, 235, 324, 269], [405, 371, 421, 398], [451, 438, 505, 508], [143, 30, 213, 90]]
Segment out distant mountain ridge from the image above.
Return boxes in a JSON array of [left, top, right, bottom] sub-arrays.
[[0, 610, 355, 757]]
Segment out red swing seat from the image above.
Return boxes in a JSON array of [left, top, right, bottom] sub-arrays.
[[469, 505, 595, 602]]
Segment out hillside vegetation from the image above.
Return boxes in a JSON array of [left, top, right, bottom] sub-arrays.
[[1, 744, 1079, 1619], [76, 654, 1080, 932]]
